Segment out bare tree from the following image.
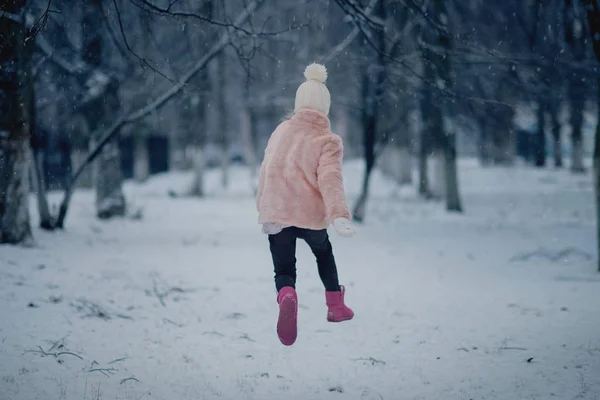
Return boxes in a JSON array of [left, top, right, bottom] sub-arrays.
[[216, 50, 228, 188], [548, 99, 563, 168], [81, 0, 126, 219], [188, 0, 214, 197], [582, 0, 600, 272], [566, 0, 587, 172], [419, 55, 435, 198], [532, 0, 547, 168], [352, 0, 386, 222], [534, 100, 547, 167], [0, 0, 33, 244], [420, 0, 462, 212], [379, 4, 413, 186], [240, 80, 258, 193], [53, 0, 266, 227], [132, 13, 153, 183], [30, 99, 54, 230]]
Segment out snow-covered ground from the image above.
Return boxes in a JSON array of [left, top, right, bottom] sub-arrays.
[[1, 160, 599, 400]]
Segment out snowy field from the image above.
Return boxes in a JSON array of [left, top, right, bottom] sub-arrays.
[[1, 160, 599, 400]]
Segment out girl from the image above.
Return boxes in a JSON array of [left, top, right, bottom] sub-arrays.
[[256, 63, 355, 346]]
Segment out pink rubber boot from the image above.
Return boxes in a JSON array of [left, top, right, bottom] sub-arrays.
[[277, 287, 298, 346], [326, 285, 354, 322]]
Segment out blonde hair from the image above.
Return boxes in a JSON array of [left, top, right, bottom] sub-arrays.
[[294, 63, 331, 116]]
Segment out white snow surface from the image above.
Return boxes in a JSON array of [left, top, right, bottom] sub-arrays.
[[1, 160, 599, 400]]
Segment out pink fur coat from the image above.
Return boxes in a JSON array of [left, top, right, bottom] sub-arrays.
[[256, 109, 351, 230]]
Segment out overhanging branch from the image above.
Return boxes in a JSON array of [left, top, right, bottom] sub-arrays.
[[54, 0, 266, 228]]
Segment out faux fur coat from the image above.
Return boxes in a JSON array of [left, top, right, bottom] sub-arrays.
[[256, 109, 351, 230]]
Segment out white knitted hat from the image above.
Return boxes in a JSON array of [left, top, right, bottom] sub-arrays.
[[294, 63, 331, 116]]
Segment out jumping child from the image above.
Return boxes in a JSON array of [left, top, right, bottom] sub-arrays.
[[256, 63, 355, 346]]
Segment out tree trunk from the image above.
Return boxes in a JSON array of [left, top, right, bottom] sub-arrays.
[[444, 131, 462, 212], [91, 94, 125, 220], [82, 0, 126, 219], [490, 106, 516, 165], [168, 100, 183, 171], [420, 0, 463, 211], [71, 148, 93, 188], [433, 0, 462, 211], [475, 79, 492, 166], [595, 78, 600, 272], [566, 0, 586, 173], [353, 69, 379, 222], [28, 48, 53, 230], [31, 147, 53, 229], [217, 52, 228, 188], [394, 107, 412, 185], [534, 101, 547, 167], [190, 146, 205, 197], [398, 147, 412, 184], [187, 0, 213, 195], [189, 78, 208, 197], [478, 120, 492, 166], [353, 166, 372, 223], [427, 98, 445, 200], [419, 11, 439, 199], [419, 82, 432, 197], [429, 152, 445, 199], [569, 78, 586, 172], [353, 0, 386, 222], [133, 131, 149, 182], [93, 124, 126, 219], [569, 85, 586, 172], [582, 0, 600, 271], [241, 90, 257, 194], [333, 104, 350, 152], [0, 0, 33, 244], [134, 15, 150, 184], [548, 100, 563, 167], [491, 65, 518, 166], [418, 125, 430, 196]]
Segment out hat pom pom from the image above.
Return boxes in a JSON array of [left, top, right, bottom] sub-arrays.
[[304, 63, 327, 84]]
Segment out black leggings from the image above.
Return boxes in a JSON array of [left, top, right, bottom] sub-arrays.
[[268, 227, 341, 292]]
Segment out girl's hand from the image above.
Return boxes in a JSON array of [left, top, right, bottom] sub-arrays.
[[333, 218, 356, 238]]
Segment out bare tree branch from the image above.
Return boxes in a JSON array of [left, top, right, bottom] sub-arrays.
[[99, 1, 131, 61], [323, 0, 379, 63], [128, 0, 302, 37], [334, 0, 385, 31], [54, 0, 266, 228], [28, 0, 52, 40], [35, 34, 85, 76], [110, 0, 178, 84]]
